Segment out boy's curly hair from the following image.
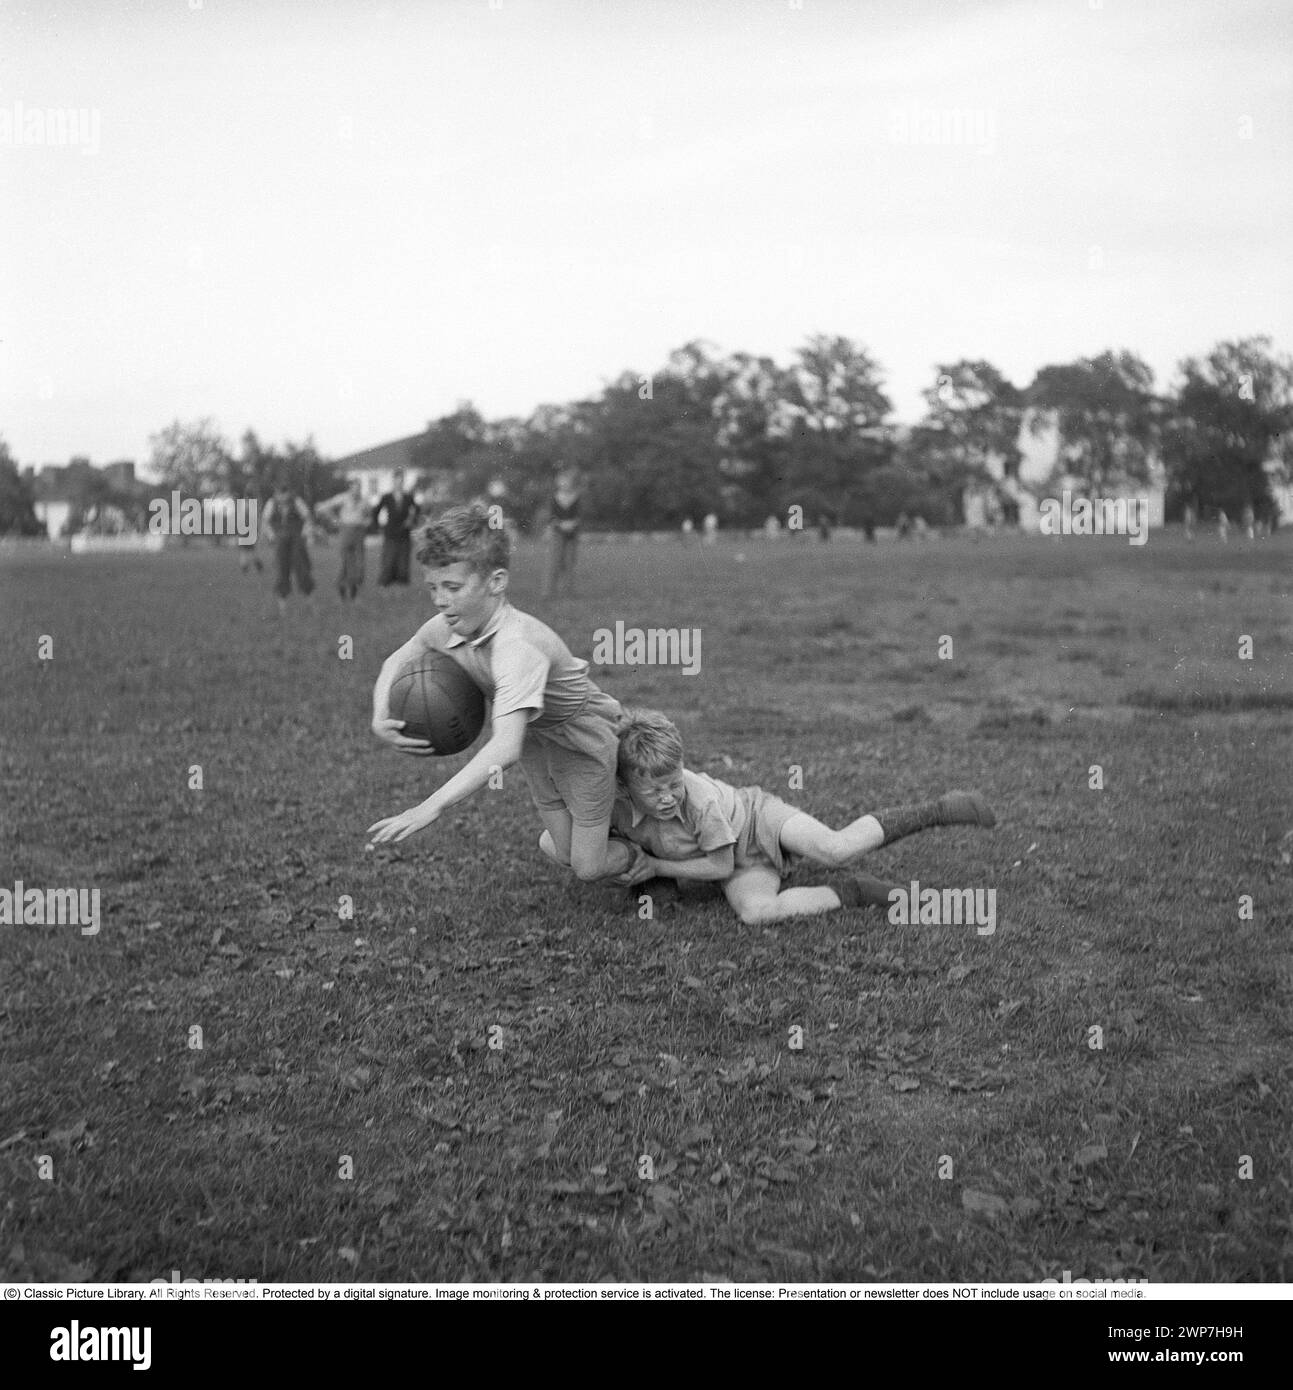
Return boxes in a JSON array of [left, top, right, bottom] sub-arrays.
[[414, 503, 510, 574], [616, 707, 685, 780]]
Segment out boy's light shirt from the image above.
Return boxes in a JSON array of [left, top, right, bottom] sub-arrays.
[[414, 600, 601, 728], [613, 769, 742, 861]]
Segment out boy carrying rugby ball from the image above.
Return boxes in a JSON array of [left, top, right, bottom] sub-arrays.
[[367, 504, 644, 883]]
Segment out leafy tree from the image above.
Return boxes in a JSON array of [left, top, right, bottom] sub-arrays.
[[499, 404, 600, 532], [278, 437, 342, 507], [713, 352, 796, 524], [148, 419, 232, 497], [414, 403, 489, 489], [580, 342, 730, 529], [1026, 351, 1159, 493], [781, 335, 893, 524], [854, 460, 944, 527], [920, 359, 1023, 480], [1161, 337, 1293, 519], [228, 430, 280, 501], [0, 439, 42, 536]]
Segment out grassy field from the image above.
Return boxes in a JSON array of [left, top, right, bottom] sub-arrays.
[[1, 530, 1290, 1284]]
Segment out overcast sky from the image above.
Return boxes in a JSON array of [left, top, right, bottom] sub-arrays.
[[3, 0, 1290, 469]]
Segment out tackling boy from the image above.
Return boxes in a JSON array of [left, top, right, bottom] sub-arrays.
[[593, 708, 996, 925]]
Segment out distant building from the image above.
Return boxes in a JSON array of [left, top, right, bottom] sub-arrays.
[[102, 460, 137, 489], [27, 465, 74, 538], [1263, 455, 1293, 525], [962, 411, 1166, 532], [26, 459, 142, 538], [331, 434, 420, 501]]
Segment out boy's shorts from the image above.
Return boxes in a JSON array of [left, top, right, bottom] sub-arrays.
[[519, 691, 623, 828], [731, 786, 801, 877]]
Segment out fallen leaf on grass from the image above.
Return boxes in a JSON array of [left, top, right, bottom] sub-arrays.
[[961, 1189, 1010, 1220], [944, 1072, 1010, 1093], [717, 1057, 759, 1086], [47, 1121, 88, 1145], [758, 1244, 813, 1270], [679, 1124, 714, 1146]]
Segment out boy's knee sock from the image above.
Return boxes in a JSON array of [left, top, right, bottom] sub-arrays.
[[873, 791, 996, 846]]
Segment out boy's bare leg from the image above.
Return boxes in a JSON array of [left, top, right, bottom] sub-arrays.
[[569, 819, 632, 881], [538, 828, 566, 865], [724, 864, 842, 924], [538, 808, 573, 864], [723, 863, 843, 926], [779, 810, 884, 867], [539, 813, 633, 881], [778, 792, 995, 866]]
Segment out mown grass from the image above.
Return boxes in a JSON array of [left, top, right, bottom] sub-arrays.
[[0, 530, 1289, 1282]]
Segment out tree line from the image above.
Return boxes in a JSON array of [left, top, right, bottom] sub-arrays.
[[2, 334, 1289, 536]]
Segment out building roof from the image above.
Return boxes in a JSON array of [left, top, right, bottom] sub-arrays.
[[332, 434, 422, 475]]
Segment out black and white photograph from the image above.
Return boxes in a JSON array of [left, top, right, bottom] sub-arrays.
[[1, 0, 1290, 1342]]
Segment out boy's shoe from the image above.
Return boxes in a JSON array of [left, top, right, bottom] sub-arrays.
[[837, 875, 902, 909]]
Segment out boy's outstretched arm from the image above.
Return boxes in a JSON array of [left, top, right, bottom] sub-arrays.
[[368, 709, 527, 844], [624, 844, 735, 885]]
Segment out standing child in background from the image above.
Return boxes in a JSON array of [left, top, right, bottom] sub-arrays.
[[366, 504, 641, 885], [373, 468, 419, 590], [317, 477, 370, 600], [544, 467, 582, 599], [262, 482, 314, 617], [592, 708, 996, 927]]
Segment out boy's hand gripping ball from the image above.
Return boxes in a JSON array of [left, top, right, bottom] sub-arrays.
[[387, 652, 486, 755]]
